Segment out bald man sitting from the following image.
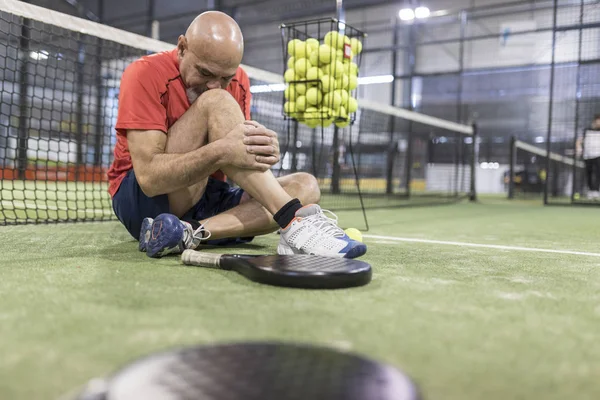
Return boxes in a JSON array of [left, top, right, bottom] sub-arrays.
[[107, 11, 366, 259]]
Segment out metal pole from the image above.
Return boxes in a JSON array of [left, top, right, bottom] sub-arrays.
[[146, 0, 155, 38], [454, 11, 466, 196], [291, 120, 299, 173], [93, 0, 104, 167], [470, 123, 478, 201], [16, 18, 30, 180], [544, 0, 558, 205], [386, 17, 399, 195], [570, 0, 584, 202], [405, 21, 417, 198], [76, 41, 85, 180], [508, 136, 516, 199]]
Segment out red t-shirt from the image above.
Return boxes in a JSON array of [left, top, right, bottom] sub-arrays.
[[107, 48, 252, 198]]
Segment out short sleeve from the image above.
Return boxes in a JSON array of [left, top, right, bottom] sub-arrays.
[[228, 67, 252, 120], [116, 61, 168, 133]]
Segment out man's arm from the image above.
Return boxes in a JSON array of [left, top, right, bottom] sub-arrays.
[[128, 120, 278, 198], [128, 129, 225, 197]]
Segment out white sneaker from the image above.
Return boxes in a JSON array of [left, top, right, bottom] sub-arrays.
[[278, 204, 367, 259], [587, 191, 600, 200]]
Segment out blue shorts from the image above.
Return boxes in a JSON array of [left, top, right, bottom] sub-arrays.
[[112, 169, 253, 246]]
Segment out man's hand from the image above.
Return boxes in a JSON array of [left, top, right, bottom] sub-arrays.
[[243, 121, 280, 166], [221, 121, 281, 171]]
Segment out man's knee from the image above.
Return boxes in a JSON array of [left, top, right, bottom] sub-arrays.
[[286, 172, 321, 204]]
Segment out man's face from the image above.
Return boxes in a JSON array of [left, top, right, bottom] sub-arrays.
[[177, 36, 239, 103]]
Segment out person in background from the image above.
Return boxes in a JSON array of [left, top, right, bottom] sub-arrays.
[[576, 114, 600, 199]]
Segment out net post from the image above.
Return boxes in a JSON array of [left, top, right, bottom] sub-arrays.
[[508, 136, 516, 199], [544, 0, 559, 206], [291, 120, 299, 173], [469, 123, 478, 202], [331, 126, 341, 195], [75, 40, 85, 180], [16, 17, 31, 180]]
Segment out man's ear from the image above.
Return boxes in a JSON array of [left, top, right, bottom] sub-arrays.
[[177, 35, 187, 58]]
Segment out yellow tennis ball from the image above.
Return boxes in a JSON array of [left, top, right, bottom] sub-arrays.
[[347, 62, 358, 76], [306, 87, 322, 105], [335, 118, 351, 128], [323, 91, 342, 110], [348, 74, 358, 90], [295, 95, 307, 112], [288, 57, 296, 70], [347, 97, 358, 113], [344, 227, 363, 242], [295, 83, 307, 95], [574, 192, 580, 200], [336, 74, 349, 90], [318, 44, 334, 64], [306, 66, 324, 81], [309, 50, 319, 67], [284, 68, 296, 82], [288, 39, 307, 58], [324, 31, 345, 50], [319, 107, 334, 127], [322, 60, 344, 79], [350, 38, 362, 54], [335, 89, 349, 106], [294, 58, 312, 77], [320, 75, 336, 92], [284, 101, 296, 114], [306, 38, 320, 53]]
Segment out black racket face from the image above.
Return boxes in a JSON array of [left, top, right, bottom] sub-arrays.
[[74, 342, 420, 400], [229, 254, 372, 289]]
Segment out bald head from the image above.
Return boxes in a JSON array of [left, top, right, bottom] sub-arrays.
[[177, 11, 244, 101]]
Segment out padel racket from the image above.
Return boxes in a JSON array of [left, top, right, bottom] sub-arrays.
[[71, 342, 421, 400], [181, 250, 371, 289]]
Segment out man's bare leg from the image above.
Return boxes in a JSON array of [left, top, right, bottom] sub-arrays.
[[163, 88, 318, 238], [199, 172, 321, 240], [163, 88, 294, 217]]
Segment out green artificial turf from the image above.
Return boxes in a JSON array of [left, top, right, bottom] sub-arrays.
[[1, 198, 599, 400]]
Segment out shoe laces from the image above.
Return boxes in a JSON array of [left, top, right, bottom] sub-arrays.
[[183, 220, 212, 249], [303, 208, 345, 238]]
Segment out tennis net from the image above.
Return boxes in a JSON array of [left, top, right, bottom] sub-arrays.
[[0, 0, 476, 226]]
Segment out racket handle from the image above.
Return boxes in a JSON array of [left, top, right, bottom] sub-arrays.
[[181, 250, 222, 268]]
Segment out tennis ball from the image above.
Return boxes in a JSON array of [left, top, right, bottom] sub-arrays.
[[295, 95, 307, 112], [336, 74, 350, 90], [348, 74, 358, 90], [334, 105, 348, 119], [347, 62, 358, 76], [284, 86, 293, 100], [306, 87, 322, 105], [284, 68, 296, 83], [294, 58, 312, 77], [325, 31, 345, 50], [306, 38, 320, 53], [306, 66, 323, 81], [319, 107, 334, 127], [308, 50, 319, 67], [288, 39, 307, 58], [350, 38, 362, 54], [335, 118, 351, 128], [323, 91, 342, 110], [344, 227, 363, 242], [318, 44, 335, 64], [574, 192, 580, 200], [287, 56, 295, 69], [295, 83, 307, 95], [335, 89, 349, 106], [322, 60, 344, 79], [320, 75, 336, 92], [283, 101, 296, 114], [347, 97, 358, 113]]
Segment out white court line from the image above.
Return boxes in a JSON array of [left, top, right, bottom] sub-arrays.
[[364, 234, 600, 258]]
